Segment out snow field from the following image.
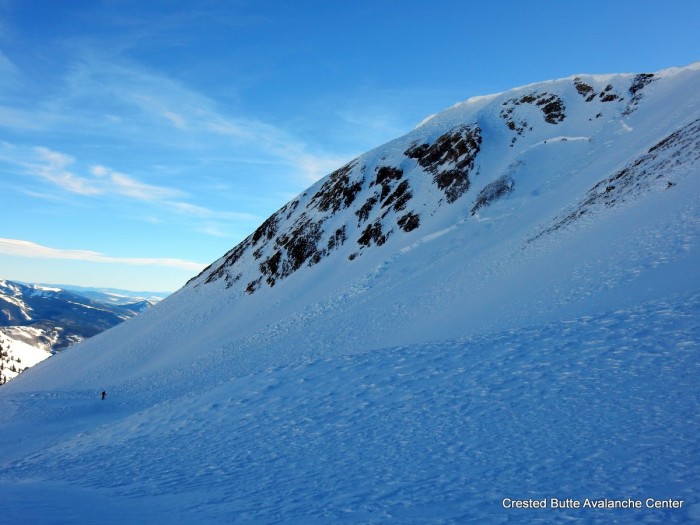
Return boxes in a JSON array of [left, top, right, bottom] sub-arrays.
[[1, 292, 699, 524]]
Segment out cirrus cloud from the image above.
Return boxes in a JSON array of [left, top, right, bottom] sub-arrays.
[[0, 142, 257, 228], [90, 164, 184, 201]]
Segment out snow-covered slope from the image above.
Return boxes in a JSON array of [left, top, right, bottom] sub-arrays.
[[0, 331, 50, 384], [1, 63, 699, 523]]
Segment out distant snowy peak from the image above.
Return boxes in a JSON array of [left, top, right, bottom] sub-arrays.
[[0, 279, 34, 322], [0, 280, 157, 354], [190, 64, 699, 296]]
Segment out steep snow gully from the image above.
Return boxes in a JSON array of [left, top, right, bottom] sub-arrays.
[[1, 63, 700, 523]]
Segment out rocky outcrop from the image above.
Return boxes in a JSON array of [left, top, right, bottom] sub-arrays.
[[406, 124, 482, 203], [500, 92, 566, 146], [471, 175, 515, 215]]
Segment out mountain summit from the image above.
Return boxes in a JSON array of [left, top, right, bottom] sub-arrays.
[[1, 63, 699, 523], [190, 67, 691, 297]]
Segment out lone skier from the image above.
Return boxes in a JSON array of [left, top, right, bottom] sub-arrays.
[[101, 390, 106, 400]]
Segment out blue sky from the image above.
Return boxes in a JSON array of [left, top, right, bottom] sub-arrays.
[[1, 0, 699, 292]]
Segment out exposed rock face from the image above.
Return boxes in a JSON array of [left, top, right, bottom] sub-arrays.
[[573, 78, 623, 104], [573, 72, 656, 117], [310, 162, 363, 213], [258, 215, 325, 288], [574, 77, 597, 101], [190, 121, 489, 293], [405, 124, 482, 203], [471, 175, 515, 215], [624, 73, 655, 114], [500, 92, 566, 146], [397, 212, 420, 232]]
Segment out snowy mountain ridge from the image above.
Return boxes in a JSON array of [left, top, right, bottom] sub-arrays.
[[1, 63, 699, 523], [188, 65, 697, 299]]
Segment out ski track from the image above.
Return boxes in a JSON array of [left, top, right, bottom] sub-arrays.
[[1, 292, 699, 524]]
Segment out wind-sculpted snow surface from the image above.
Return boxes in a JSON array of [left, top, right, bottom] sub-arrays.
[[1, 294, 699, 523], [2, 62, 700, 523]]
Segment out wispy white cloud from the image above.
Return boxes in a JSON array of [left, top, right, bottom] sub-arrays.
[[203, 116, 249, 138], [129, 93, 189, 130], [165, 201, 258, 221], [161, 109, 187, 129], [293, 151, 350, 183], [1, 143, 251, 227], [194, 223, 235, 238], [31, 147, 102, 196], [124, 69, 348, 183], [0, 238, 206, 271], [0, 53, 346, 185], [0, 106, 49, 130], [90, 164, 183, 201], [27, 147, 183, 202]]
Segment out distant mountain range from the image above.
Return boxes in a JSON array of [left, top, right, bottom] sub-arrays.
[[0, 280, 165, 383]]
